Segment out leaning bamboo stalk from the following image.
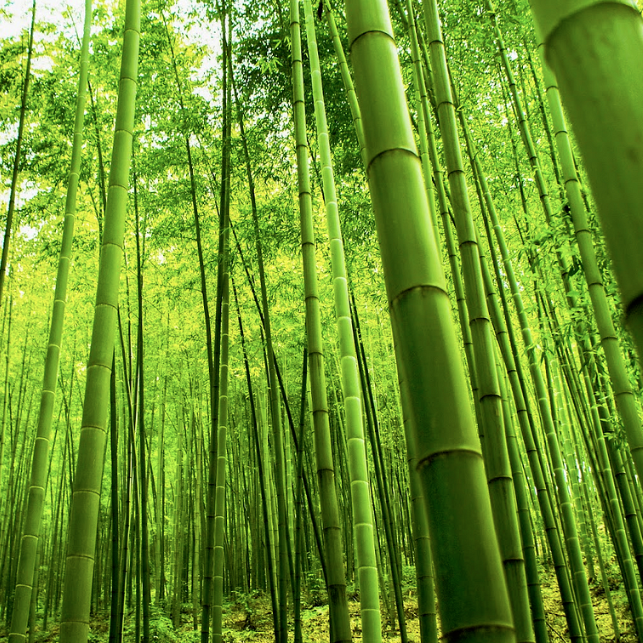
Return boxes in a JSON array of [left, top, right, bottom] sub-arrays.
[[302, 0, 382, 640], [591, 396, 643, 640], [344, 2, 515, 642], [8, 1, 92, 639], [471, 128, 583, 642], [289, 1, 353, 641], [535, 28, 643, 511], [398, 374, 438, 643], [57, 0, 140, 636], [497, 363, 548, 643], [351, 299, 406, 640], [527, 1, 643, 373], [422, 2, 533, 639]]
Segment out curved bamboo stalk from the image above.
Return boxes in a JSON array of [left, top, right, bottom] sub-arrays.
[[133, 170, 150, 643], [231, 62, 291, 643]]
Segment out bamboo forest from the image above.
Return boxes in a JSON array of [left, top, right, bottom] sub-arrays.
[[2, 0, 643, 642]]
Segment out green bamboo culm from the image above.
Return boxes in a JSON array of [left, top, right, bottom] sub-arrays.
[[403, 0, 438, 243], [58, 0, 140, 638], [465, 107, 584, 641], [289, 0, 352, 640], [527, 0, 643, 376], [236, 90, 291, 643], [406, 16, 481, 429], [232, 68, 285, 643], [534, 26, 643, 523], [422, 2, 533, 639], [472, 128, 587, 643], [323, 8, 435, 635], [301, 0, 382, 640], [399, 376, 438, 643], [7, 1, 92, 640], [211, 23, 233, 643], [211, 258, 230, 643], [343, 3, 515, 643], [323, 0, 366, 169], [496, 362, 548, 643]]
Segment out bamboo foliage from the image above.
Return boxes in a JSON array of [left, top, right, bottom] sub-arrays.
[[0, 0, 36, 306]]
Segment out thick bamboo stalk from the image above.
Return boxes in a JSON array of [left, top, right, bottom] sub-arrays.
[[344, 2, 514, 642], [422, 3, 533, 639], [528, 1, 643, 371], [535, 31, 643, 514], [57, 0, 140, 636]]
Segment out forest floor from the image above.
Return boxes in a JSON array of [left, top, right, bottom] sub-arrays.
[[0, 561, 638, 642], [211, 562, 638, 643]]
